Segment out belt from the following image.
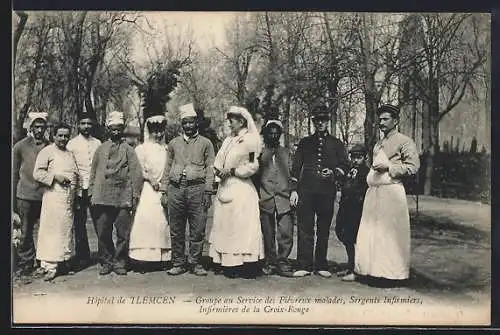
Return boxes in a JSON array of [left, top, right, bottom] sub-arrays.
[[170, 177, 206, 188]]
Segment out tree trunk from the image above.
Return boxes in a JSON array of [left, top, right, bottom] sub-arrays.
[[422, 84, 440, 195], [282, 93, 291, 147], [13, 11, 28, 73], [363, 90, 378, 153]]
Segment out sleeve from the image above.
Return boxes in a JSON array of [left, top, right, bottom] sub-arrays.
[[388, 138, 421, 179], [204, 140, 215, 193], [232, 138, 260, 179], [127, 146, 143, 199], [290, 139, 305, 191], [336, 140, 349, 176], [12, 143, 21, 203], [135, 146, 148, 180], [32, 148, 55, 187], [89, 146, 101, 196], [159, 143, 175, 192]]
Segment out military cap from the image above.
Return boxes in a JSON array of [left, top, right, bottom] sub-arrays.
[[349, 143, 367, 155], [377, 104, 400, 118], [310, 103, 330, 120]]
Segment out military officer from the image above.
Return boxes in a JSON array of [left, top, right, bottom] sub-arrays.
[[289, 104, 349, 278]]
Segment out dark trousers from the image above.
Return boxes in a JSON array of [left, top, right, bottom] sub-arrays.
[[16, 198, 42, 268], [91, 205, 131, 268], [167, 181, 206, 268], [260, 209, 293, 266], [296, 191, 336, 272], [73, 189, 91, 261]]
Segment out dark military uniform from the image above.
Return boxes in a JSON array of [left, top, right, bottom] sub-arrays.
[[290, 110, 349, 273]]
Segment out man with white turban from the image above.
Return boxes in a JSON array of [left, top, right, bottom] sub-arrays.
[[12, 112, 49, 277], [159, 103, 215, 276], [89, 111, 143, 276]]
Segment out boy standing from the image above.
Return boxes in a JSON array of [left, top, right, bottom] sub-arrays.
[[335, 144, 369, 281]]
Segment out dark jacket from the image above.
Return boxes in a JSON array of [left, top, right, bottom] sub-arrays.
[[290, 132, 349, 195]]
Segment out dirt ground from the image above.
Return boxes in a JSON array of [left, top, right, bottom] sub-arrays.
[[12, 195, 490, 306]]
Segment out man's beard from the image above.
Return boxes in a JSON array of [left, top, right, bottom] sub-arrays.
[[264, 138, 280, 147]]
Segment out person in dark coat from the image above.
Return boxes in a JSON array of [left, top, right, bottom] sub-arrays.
[[290, 104, 349, 278], [335, 144, 369, 281]]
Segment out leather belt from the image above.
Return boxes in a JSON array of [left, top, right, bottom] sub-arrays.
[[170, 177, 205, 188]]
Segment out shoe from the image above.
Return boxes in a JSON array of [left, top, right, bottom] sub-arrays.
[[336, 269, 350, 277], [44, 270, 57, 282], [341, 273, 357, 282], [213, 265, 223, 275], [316, 270, 333, 278], [167, 266, 187, 276], [262, 265, 276, 276], [113, 266, 127, 276], [192, 264, 208, 276], [99, 264, 113, 276], [277, 265, 294, 278], [31, 267, 47, 279], [292, 270, 312, 277]]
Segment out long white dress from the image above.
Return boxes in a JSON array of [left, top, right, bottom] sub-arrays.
[[129, 141, 171, 262], [33, 144, 79, 263], [354, 131, 420, 280], [209, 129, 265, 267]]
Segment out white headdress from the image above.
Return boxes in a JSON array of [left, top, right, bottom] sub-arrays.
[[264, 119, 283, 129], [143, 115, 166, 142], [24, 112, 48, 130], [227, 106, 262, 153], [106, 111, 124, 127], [179, 103, 197, 120]]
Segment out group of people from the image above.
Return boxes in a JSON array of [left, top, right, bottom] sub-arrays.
[[12, 101, 420, 287]]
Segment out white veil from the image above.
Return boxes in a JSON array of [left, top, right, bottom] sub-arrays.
[[143, 115, 166, 143], [227, 106, 262, 154]]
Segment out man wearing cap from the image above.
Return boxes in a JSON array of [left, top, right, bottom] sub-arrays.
[[290, 104, 349, 278], [354, 104, 420, 286], [159, 103, 215, 276], [258, 119, 294, 277], [89, 111, 143, 276], [12, 112, 49, 276], [67, 115, 101, 269]]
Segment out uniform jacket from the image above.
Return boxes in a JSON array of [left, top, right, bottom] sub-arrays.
[[291, 132, 349, 195], [339, 164, 369, 204], [258, 145, 292, 215]]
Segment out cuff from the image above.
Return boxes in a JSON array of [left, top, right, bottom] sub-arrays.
[[230, 168, 236, 176], [290, 177, 298, 191]]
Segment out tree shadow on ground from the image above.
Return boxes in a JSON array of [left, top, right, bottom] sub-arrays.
[[407, 212, 490, 295]]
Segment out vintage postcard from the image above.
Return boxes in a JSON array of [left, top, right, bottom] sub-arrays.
[[11, 11, 491, 326]]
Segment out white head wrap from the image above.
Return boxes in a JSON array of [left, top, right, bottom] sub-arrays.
[[264, 119, 283, 129], [106, 111, 124, 127], [143, 115, 166, 142], [227, 106, 262, 153], [179, 103, 197, 120], [24, 112, 48, 130]]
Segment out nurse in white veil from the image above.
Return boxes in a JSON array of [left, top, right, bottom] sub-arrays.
[[129, 115, 171, 272], [209, 106, 264, 279]]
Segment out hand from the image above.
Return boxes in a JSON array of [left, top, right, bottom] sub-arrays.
[[290, 191, 299, 208], [218, 168, 232, 180], [150, 181, 160, 192], [54, 174, 71, 186], [160, 192, 169, 208], [372, 162, 390, 172], [334, 167, 345, 177], [320, 168, 333, 178], [203, 192, 212, 210]]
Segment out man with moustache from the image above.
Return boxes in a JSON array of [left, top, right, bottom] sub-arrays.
[[290, 104, 349, 278], [159, 103, 215, 276], [67, 114, 101, 269], [89, 111, 143, 276], [12, 112, 49, 276]]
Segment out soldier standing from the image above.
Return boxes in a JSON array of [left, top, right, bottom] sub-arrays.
[[290, 105, 349, 278]]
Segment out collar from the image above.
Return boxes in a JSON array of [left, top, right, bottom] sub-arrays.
[[29, 135, 45, 146], [78, 133, 95, 141], [314, 131, 329, 138], [183, 132, 199, 142], [382, 128, 398, 140]]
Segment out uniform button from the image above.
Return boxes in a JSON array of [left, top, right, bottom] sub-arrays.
[[318, 153, 322, 157]]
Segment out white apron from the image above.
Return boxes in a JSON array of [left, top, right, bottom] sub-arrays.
[[129, 142, 171, 262], [354, 149, 411, 280], [36, 146, 78, 262]]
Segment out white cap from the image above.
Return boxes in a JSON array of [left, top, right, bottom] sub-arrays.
[[179, 103, 197, 120], [265, 119, 283, 129], [25, 112, 48, 129], [106, 111, 124, 126]]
